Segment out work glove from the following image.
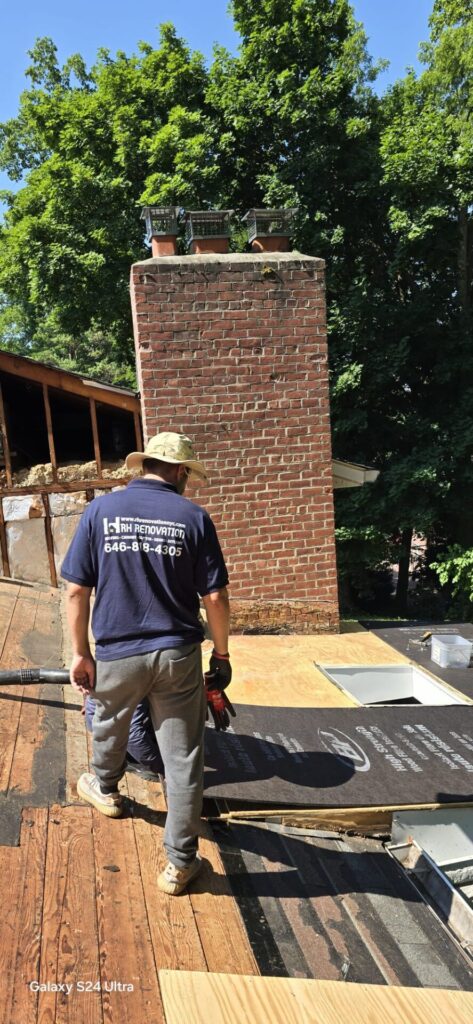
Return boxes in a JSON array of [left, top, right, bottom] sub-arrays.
[[205, 685, 236, 732], [206, 649, 232, 690]]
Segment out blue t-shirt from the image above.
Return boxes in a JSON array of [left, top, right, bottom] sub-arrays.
[[61, 478, 229, 661]]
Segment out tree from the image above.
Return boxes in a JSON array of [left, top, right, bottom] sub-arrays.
[[208, 1, 403, 610], [313, 0, 473, 615], [374, 0, 473, 608], [0, 28, 215, 383], [1, 3, 472, 617], [209, 0, 383, 251]]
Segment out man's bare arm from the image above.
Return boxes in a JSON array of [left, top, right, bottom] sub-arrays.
[[202, 587, 230, 654], [66, 582, 95, 694]]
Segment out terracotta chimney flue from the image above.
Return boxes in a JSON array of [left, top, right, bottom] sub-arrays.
[[141, 206, 180, 257], [242, 208, 298, 253], [150, 236, 177, 257], [185, 210, 233, 255]]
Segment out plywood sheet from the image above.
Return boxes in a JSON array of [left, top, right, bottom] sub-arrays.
[[158, 971, 473, 1024], [205, 632, 409, 709]]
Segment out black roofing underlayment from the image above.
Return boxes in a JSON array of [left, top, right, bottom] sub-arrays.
[[369, 622, 473, 699], [0, 601, 67, 847], [203, 705, 473, 808], [214, 821, 473, 988], [0, 684, 66, 846]]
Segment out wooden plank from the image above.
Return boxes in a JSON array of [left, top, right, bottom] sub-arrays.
[[125, 773, 207, 973], [7, 808, 49, 1024], [0, 846, 23, 1023], [0, 378, 13, 488], [214, 633, 410, 710], [38, 804, 104, 1024], [158, 971, 473, 1024], [0, 478, 130, 498], [0, 583, 20, 658], [42, 494, 58, 588], [0, 590, 39, 791], [218, 798, 473, 831], [9, 589, 60, 795], [133, 411, 143, 453], [63, 683, 89, 802], [42, 501, 57, 585], [0, 585, 23, 795], [89, 399, 103, 477], [0, 350, 140, 412], [42, 383, 58, 482], [273, 809, 393, 835], [125, 773, 257, 976], [0, 808, 48, 1024], [189, 818, 259, 976], [93, 808, 165, 1023], [0, 501, 11, 577]]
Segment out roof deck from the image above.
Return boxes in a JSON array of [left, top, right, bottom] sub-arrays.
[[0, 581, 472, 1022]]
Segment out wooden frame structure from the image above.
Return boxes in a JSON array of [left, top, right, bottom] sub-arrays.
[[0, 351, 143, 586]]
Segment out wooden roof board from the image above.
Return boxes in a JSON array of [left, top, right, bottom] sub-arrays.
[[0, 584, 66, 846], [0, 349, 140, 411], [1, 586, 473, 1020], [215, 822, 473, 989], [158, 971, 473, 1024]]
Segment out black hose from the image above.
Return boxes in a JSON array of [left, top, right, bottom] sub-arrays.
[[0, 668, 70, 685]]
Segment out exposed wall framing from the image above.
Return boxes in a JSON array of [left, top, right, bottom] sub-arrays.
[[0, 351, 143, 588], [0, 350, 141, 490]]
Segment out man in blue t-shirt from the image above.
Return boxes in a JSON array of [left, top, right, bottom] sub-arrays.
[[62, 431, 232, 896]]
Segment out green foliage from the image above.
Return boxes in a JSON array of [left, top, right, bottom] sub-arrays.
[[0, 2, 472, 617], [431, 545, 473, 618], [0, 26, 215, 383], [209, 0, 383, 255], [330, 0, 473, 611]]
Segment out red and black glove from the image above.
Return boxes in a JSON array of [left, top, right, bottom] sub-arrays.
[[205, 650, 235, 731], [205, 685, 236, 732], [206, 649, 232, 690]]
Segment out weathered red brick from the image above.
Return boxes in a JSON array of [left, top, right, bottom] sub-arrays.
[[130, 254, 339, 633]]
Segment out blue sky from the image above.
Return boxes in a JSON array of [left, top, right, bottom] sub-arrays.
[[1, 0, 434, 195]]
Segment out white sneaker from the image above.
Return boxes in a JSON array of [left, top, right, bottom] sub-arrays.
[[157, 856, 202, 895], [77, 772, 123, 818]]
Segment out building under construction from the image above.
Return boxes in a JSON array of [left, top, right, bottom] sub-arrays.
[[0, 210, 472, 1023]]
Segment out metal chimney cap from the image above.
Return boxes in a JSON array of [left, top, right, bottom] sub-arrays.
[[241, 208, 298, 220], [184, 209, 234, 242], [140, 206, 181, 241]]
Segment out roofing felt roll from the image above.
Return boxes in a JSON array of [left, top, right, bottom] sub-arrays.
[[203, 704, 473, 808]]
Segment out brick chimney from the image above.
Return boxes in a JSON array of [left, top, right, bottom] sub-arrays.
[[130, 249, 339, 634]]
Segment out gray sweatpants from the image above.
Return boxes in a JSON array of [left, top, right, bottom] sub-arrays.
[[91, 643, 205, 868]]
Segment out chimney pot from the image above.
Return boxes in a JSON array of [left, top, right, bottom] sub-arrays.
[[141, 206, 180, 256], [185, 210, 233, 254], [242, 208, 298, 252]]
